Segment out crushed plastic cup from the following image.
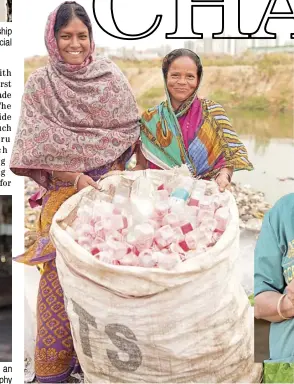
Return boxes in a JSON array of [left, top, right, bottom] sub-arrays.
[[194, 179, 207, 190], [109, 215, 128, 231], [173, 227, 185, 243], [215, 207, 230, 232], [154, 189, 169, 201], [99, 251, 115, 264], [162, 212, 180, 227], [108, 231, 124, 242], [147, 219, 161, 230], [185, 206, 199, 227], [138, 249, 157, 268], [178, 240, 190, 252], [76, 224, 95, 239], [180, 222, 193, 235], [157, 252, 180, 270], [169, 242, 185, 254], [112, 178, 132, 208], [106, 237, 129, 259], [77, 236, 92, 250], [199, 196, 214, 211], [198, 208, 214, 225], [185, 229, 199, 250], [154, 201, 169, 219], [100, 215, 113, 231], [120, 252, 139, 266], [155, 225, 174, 249], [127, 223, 155, 252], [212, 230, 223, 244], [188, 188, 204, 207], [200, 217, 217, 232], [197, 227, 213, 248], [131, 197, 154, 223]]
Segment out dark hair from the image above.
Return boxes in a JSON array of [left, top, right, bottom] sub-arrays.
[[162, 48, 203, 80], [54, 1, 92, 40]]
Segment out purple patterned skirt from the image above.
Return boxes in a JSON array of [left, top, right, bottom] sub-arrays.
[[21, 166, 113, 382]]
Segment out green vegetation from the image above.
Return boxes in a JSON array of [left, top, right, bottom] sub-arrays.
[[208, 90, 236, 106], [209, 90, 272, 111], [113, 58, 161, 70], [116, 52, 294, 69], [209, 89, 292, 113], [138, 87, 164, 110], [228, 108, 293, 140], [24, 52, 293, 112], [264, 362, 294, 383], [248, 294, 254, 306], [239, 95, 271, 111], [24, 56, 48, 83]]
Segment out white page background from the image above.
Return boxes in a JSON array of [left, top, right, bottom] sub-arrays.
[[9, 0, 293, 381]]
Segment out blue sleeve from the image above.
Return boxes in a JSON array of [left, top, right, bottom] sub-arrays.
[[254, 211, 285, 297]]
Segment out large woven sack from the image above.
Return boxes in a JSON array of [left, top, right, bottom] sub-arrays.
[[50, 169, 262, 383]]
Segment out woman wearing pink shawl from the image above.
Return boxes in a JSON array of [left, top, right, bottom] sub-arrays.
[[10, 2, 140, 382]]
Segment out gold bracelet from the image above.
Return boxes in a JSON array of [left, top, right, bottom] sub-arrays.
[[73, 173, 83, 191], [277, 293, 292, 320]]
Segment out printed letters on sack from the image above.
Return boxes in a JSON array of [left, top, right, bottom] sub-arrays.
[[105, 324, 142, 372], [72, 300, 97, 358], [71, 300, 142, 371]]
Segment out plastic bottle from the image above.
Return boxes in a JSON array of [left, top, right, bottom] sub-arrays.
[[131, 176, 155, 223], [169, 177, 194, 208], [215, 207, 230, 232], [112, 178, 132, 208]]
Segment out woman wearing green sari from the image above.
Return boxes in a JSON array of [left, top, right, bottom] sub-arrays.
[[137, 49, 253, 188]]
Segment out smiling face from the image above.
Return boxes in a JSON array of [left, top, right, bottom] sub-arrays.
[[56, 17, 91, 65], [166, 56, 199, 108]]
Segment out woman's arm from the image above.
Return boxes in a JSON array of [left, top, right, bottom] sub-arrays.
[[131, 143, 148, 170], [255, 291, 294, 323], [215, 166, 233, 192], [53, 171, 80, 184], [209, 101, 253, 173], [254, 201, 292, 322], [53, 171, 100, 191]]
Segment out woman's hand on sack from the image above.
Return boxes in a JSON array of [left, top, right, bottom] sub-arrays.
[[76, 174, 101, 191], [216, 173, 231, 193], [286, 280, 294, 306], [52, 171, 100, 191]]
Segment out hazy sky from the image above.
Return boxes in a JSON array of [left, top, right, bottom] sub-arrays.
[[24, 0, 292, 58]]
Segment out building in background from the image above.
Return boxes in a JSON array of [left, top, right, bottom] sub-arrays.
[[98, 38, 294, 60]]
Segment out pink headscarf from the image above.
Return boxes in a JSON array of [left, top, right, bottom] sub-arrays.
[[10, 2, 140, 188]]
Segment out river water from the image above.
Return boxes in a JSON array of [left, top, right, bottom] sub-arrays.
[[229, 109, 294, 205]]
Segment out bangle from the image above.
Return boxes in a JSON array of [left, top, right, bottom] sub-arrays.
[[73, 173, 83, 191], [277, 293, 292, 320]]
